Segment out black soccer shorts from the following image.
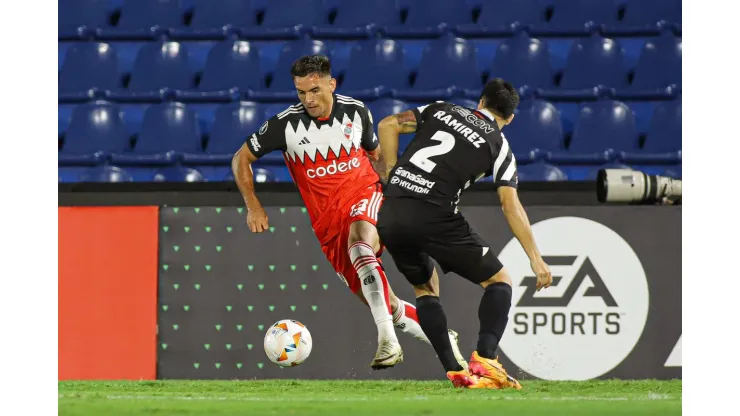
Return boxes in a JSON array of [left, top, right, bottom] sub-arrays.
[[376, 197, 503, 286]]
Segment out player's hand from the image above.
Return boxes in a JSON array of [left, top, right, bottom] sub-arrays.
[[530, 257, 552, 291], [247, 207, 269, 233]]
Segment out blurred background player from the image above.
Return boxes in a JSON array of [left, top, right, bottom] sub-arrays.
[[231, 55, 467, 370], [375, 79, 553, 388]]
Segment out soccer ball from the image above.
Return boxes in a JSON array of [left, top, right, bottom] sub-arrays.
[[263, 319, 313, 367]]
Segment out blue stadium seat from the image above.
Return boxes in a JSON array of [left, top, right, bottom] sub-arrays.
[[273, 38, 331, 79], [548, 100, 637, 164], [111, 102, 202, 165], [644, 100, 681, 152], [59, 101, 130, 166], [252, 39, 331, 100], [117, 103, 150, 137], [341, 39, 407, 99], [450, 98, 478, 109], [620, 33, 681, 98], [184, 102, 275, 164], [111, 41, 194, 100], [383, 0, 472, 38], [612, 164, 669, 179], [456, 0, 544, 36], [253, 167, 279, 182], [178, 40, 262, 101], [662, 165, 681, 179], [313, 0, 400, 39], [59, 43, 69, 71], [59, 0, 111, 39], [489, 33, 553, 90], [188, 166, 231, 181], [622, 100, 681, 164], [59, 105, 75, 137], [99, 0, 184, 39], [79, 166, 134, 183], [170, 0, 257, 39], [585, 163, 634, 181], [243, 0, 327, 39], [554, 163, 630, 181], [185, 103, 220, 134], [101, 166, 159, 182], [104, 42, 143, 75], [366, 98, 414, 151], [541, 36, 627, 99], [367, 98, 410, 122], [518, 163, 567, 181], [59, 167, 88, 183], [504, 100, 563, 163], [153, 167, 206, 182], [396, 36, 480, 99], [59, 43, 121, 100], [607, 0, 681, 35], [261, 102, 297, 121], [531, 0, 618, 36], [223, 166, 279, 182]]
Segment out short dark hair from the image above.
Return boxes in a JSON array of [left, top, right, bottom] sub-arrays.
[[290, 55, 332, 78], [479, 78, 520, 119]]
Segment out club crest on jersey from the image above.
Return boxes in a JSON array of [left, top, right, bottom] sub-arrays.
[[342, 121, 354, 141]]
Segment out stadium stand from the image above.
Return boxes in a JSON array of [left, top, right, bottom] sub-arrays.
[[58, 0, 681, 182]]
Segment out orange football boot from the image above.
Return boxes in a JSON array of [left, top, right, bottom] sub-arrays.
[[468, 351, 523, 390], [446, 370, 498, 389]]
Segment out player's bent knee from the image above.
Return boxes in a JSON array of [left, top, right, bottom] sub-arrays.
[[480, 268, 512, 289], [414, 284, 438, 298], [389, 295, 400, 313], [413, 271, 439, 298]]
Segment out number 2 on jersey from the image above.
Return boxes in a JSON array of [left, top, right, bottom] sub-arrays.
[[409, 131, 455, 173]]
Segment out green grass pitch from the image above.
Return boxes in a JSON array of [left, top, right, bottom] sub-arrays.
[[59, 379, 681, 415]]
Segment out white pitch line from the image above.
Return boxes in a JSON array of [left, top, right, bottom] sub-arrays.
[[58, 394, 678, 403]]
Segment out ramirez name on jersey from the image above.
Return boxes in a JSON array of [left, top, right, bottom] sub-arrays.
[[384, 102, 518, 212]]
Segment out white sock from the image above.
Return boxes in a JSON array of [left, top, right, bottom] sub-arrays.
[[348, 242, 398, 343], [393, 300, 431, 345]]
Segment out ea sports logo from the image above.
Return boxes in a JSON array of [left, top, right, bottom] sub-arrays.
[[498, 217, 649, 381]]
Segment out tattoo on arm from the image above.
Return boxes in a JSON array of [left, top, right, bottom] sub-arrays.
[[393, 111, 417, 133], [373, 156, 388, 184], [366, 149, 387, 183]]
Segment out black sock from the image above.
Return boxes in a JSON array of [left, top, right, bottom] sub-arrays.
[[477, 282, 512, 359], [416, 295, 464, 372]]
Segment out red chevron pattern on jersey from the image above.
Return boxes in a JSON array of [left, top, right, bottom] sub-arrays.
[[280, 104, 380, 244], [245, 94, 381, 244]]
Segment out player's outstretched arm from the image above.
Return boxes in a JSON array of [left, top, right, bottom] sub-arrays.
[[377, 111, 417, 183], [497, 186, 552, 290], [232, 144, 269, 233]]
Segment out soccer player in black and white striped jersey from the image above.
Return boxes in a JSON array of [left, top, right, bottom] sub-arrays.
[[375, 78, 553, 389]]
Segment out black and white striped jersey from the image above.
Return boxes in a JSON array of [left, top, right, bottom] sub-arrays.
[[383, 102, 518, 212]]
